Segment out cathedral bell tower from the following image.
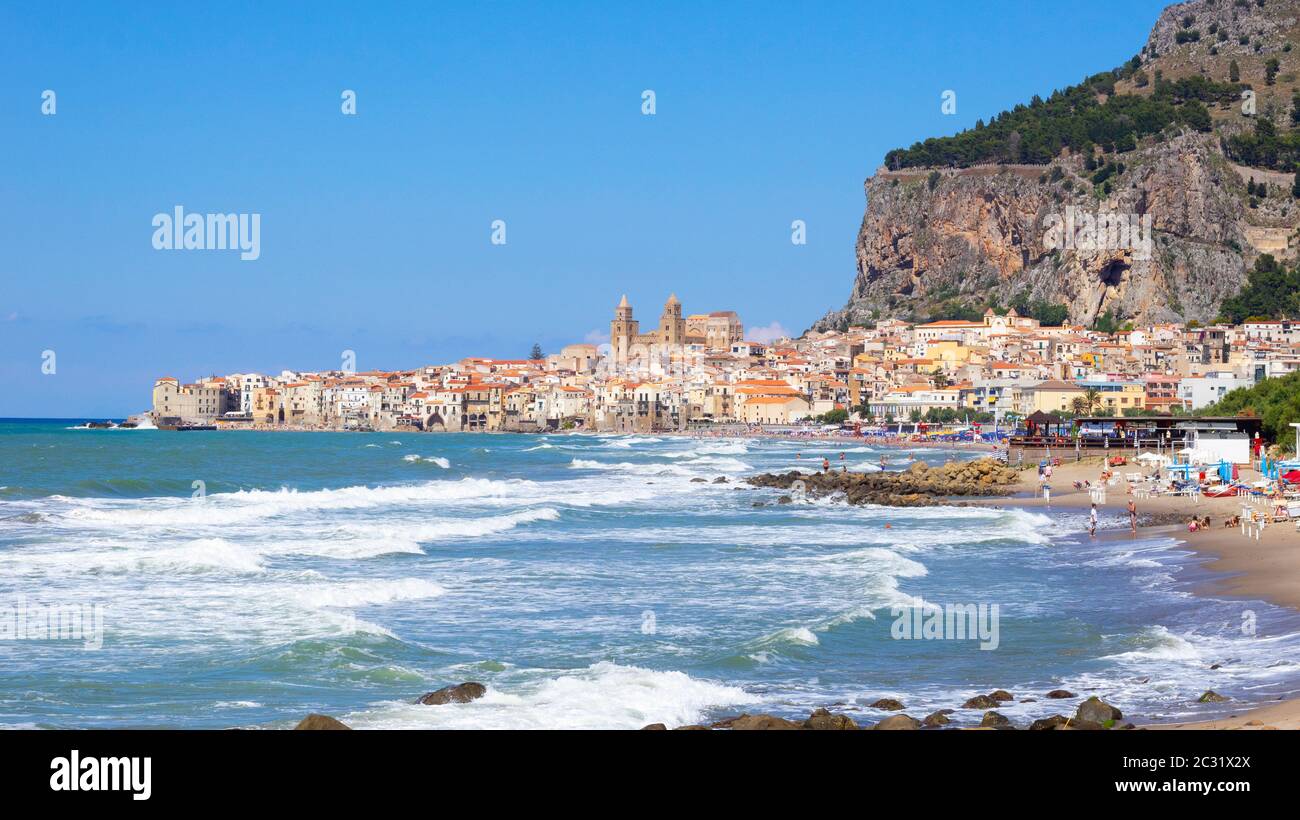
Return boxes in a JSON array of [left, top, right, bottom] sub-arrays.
[[610, 295, 638, 364], [658, 293, 685, 346]]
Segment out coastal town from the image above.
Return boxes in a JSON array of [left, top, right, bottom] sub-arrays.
[[148, 293, 1299, 436]]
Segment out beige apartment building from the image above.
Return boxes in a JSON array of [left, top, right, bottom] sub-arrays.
[[740, 395, 811, 425]]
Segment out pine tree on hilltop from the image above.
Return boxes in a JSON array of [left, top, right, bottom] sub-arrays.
[[530, 343, 544, 361]]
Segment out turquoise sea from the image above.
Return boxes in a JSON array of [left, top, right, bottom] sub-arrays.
[[1, 419, 1298, 729]]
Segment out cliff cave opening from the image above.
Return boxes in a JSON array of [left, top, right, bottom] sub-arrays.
[[1093, 258, 1131, 323], [1099, 259, 1129, 289]]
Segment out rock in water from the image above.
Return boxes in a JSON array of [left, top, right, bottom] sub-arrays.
[[714, 713, 803, 730], [922, 709, 953, 728], [988, 689, 1013, 702], [980, 711, 1014, 729], [1046, 689, 1076, 699], [869, 698, 905, 711], [874, 714, 921, 730], [294, 714, 351, 730], [804, 708, 858, 730], [1197, 690, 1230, 703], [1028, 715, 1069, 731], [417, 682, 487, 705], [1075, 696, 1122, 723], [962, 694, 1000, 710], [1058, 718, 1106, 731], [746, 458, 1018, 507]]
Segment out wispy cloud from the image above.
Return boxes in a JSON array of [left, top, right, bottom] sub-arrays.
[[583, 328, 610, 345]]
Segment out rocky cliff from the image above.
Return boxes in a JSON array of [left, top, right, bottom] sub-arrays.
[[813, 0, 1300, 331]]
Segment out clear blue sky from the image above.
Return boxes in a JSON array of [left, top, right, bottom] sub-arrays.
[[0, 0, 1169, 416]]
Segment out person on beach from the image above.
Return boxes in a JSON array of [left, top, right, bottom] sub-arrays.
[[1128, 498, 1137, 533], [822, 457, 830, 473], [1089, 503, 1098, 537]]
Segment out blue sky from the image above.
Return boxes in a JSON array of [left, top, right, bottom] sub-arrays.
[[0, 0, 1169, 416]]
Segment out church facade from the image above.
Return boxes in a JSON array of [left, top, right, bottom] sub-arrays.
[[609, 294, 739, 371]]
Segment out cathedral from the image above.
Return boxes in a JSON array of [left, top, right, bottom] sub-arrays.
[[609, 294, 741, 368]]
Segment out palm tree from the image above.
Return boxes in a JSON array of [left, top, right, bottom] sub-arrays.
[[1083, 388, 1102, 415], [1070, 395, 1090, 416]]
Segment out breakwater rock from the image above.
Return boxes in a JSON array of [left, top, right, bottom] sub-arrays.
[[746, 458, 1020, 507]]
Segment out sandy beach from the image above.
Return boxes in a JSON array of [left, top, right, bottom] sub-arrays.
[[981, 457, 1300, 609], [974, 456, 1300, 730]]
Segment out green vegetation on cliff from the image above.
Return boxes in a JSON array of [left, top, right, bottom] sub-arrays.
[[1217, 253, 1300, 323], [1223, 116, 1300, 170], [884, 64, 1237, 169]]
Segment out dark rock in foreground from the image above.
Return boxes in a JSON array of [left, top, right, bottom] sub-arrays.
[[1059, 718, 1107, 731], [746, 458, 1019, 507], [922, 709, 953, 728], [417, 681, 487, 705], [804, 708, 859, 730], [1076, 696, 1122, 724], [294, 714, 351, 730], [1028, 715, 1069, 731], [874, 714, 922, 730], [712, 713, 803, 730], [980, 711, 1014, 729]]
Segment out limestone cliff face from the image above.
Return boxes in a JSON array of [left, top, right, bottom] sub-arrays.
[[813, 0, 1300, 331]]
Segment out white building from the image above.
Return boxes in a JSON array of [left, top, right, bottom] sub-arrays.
[[1177, 372, 1256, 410]]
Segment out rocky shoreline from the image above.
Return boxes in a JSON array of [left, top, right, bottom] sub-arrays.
[[643, 690, 1133, 731], [745, 457, 1021, 507], [289, 678, 1276, 732], [293, 686, 1195, 731]]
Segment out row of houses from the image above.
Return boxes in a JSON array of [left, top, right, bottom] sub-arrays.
[[150, 303, 1299, 431]]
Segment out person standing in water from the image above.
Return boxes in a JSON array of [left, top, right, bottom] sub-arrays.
[[1127, 498, 1137, 533], [1089, 503, 1098, 537]]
